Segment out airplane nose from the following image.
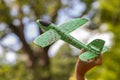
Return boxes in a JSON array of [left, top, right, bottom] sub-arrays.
[[39, 20, 51, 27]]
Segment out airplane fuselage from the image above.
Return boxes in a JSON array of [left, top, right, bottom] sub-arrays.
[[48, 24, 90, 51], [34, 19, 108, 61]]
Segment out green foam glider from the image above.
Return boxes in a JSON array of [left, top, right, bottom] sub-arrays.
[[33, 18, 108, 62]]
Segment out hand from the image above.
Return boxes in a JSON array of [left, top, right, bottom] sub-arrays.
[[75, 49, 102, 80]]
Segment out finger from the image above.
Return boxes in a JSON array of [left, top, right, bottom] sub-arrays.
[[80, 49, 85, 54], [95, 55, 102, 65], [87, 58, 96, 63], [84, 59, 97, 67]]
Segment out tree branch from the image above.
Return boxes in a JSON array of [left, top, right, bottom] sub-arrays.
[[79, 0, 94, 18]]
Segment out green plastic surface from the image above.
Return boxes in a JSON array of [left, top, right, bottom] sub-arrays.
[[33, 18, 108, 62], [34, 29, 61, 47], [58, 18, 88, 34]]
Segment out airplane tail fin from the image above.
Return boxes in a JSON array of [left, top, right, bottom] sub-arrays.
[[87, 39, 105, 53], [79, 39, 109, 61]]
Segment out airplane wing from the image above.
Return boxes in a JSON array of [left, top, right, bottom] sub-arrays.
[[33, 29, 61, 47], [57, 18, 88, 34]]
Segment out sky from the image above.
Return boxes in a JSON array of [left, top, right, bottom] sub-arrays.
[[0, 0, 114, 64]]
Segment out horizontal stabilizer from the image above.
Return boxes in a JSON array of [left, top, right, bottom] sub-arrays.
[[79, 39, 108, 62], [79, 46, 109, 62], [101, 46, 109, 54], [79, 51, 98, 62]]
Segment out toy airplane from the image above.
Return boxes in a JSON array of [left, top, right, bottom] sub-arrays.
[[33, 18, 108, 62]]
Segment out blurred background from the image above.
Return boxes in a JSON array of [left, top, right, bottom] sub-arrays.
[[0, 0, 120, 80]]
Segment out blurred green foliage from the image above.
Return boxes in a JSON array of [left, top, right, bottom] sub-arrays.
[[0, 0, 61, 80], [51, 43, 77, 80], [86, 0, 120, 80], [0, 62, 34, 80], [0, 0, 120, 80]]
